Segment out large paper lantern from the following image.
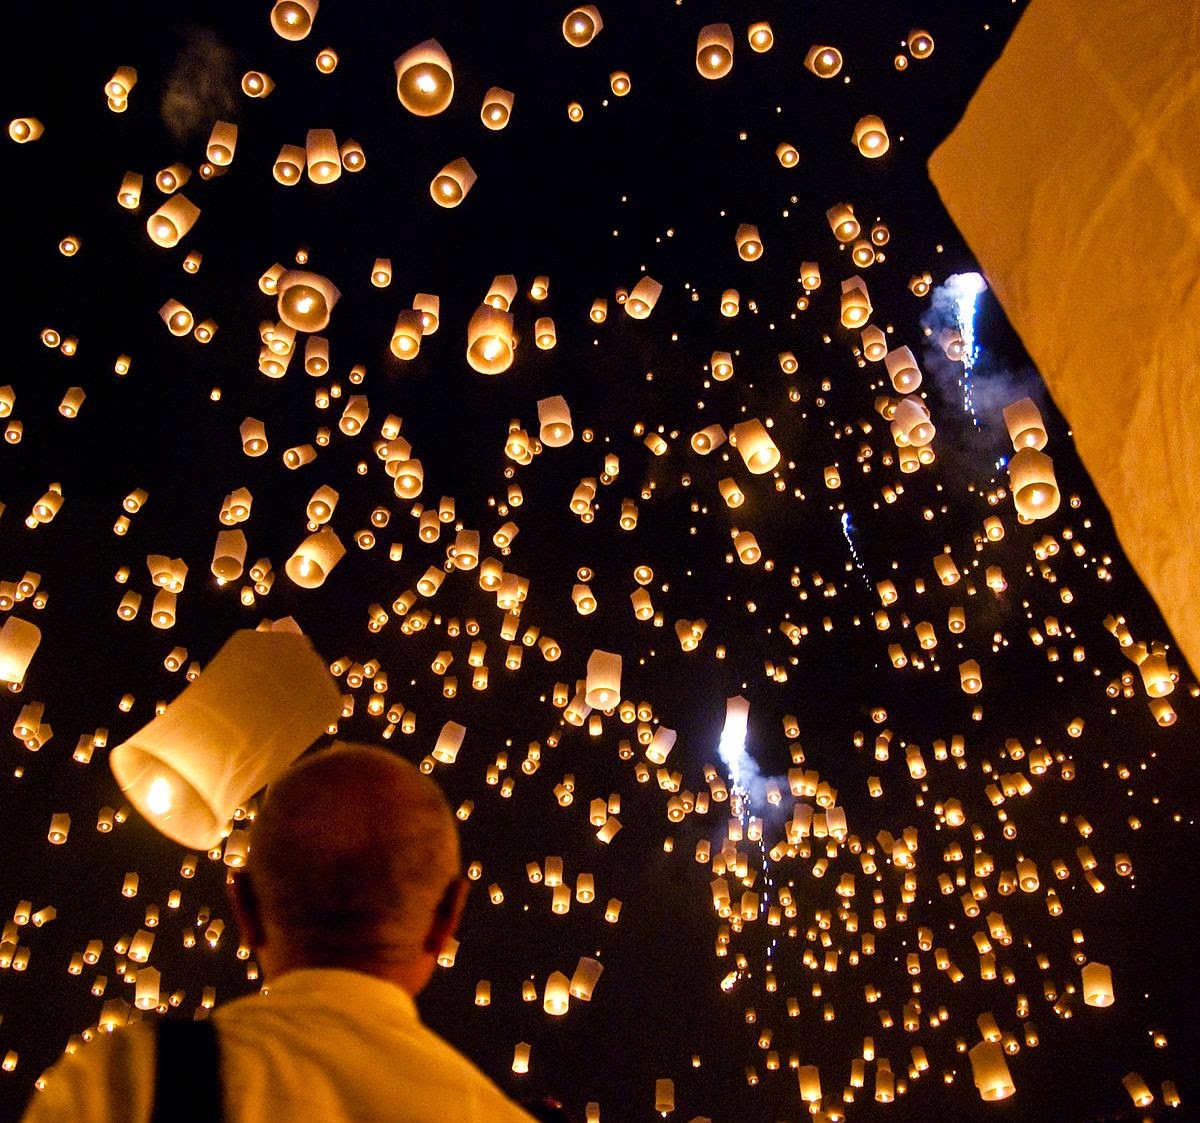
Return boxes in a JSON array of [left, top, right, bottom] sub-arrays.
[[108, 630, 341, 849]]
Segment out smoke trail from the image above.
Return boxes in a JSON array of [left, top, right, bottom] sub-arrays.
[[921, 273, 1049, 447], [161, 28, 237, 145]]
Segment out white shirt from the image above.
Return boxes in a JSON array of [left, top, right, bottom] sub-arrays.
[[22, 968, 537, 1123]]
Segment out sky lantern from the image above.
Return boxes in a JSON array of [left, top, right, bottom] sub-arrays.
[[270, 0, 318, 40], [563, 6, 603, 47], [276, 270, 340, 332], [804, 45, 843, 77], [538, 396, 574, 446], [0, 618, 41, 685], [1003, 396, 1048, 450], [481, 87, 515, 130], [466, 305, 514, 373], [696, 24, 734, 79], [625, 276, 662, 319], [285, 528, 346, 588], [146, 195, 199, 248], [395, 40, 455, 116], [747, 21, 774, 52], [853, 114, 890, 157], [1009, 447, 1061, 519], [731, 419, 780, 474], [430, 158, 476, 207], [109, 631, 340, 849]]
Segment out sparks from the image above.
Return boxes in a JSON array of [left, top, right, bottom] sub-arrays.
[[841, 511, 872, 589], [945, 271, 987, 428]]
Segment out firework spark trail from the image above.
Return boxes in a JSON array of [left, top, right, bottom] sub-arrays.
[[945, 271, 988, 428], [841, 511, 873, 590]]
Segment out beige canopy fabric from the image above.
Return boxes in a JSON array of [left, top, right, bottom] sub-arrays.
[[929, 0, 1200, 674]]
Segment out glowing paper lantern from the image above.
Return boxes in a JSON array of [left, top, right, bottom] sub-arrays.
[[735, 223, 763, 260], [1081, 961, 1114, 1006], [277, 271, 341, 332], [731, 419, 780, 474], [146, 195, 200, 248], [273, 145, 305, 185], [827, 203, 860, 243], [481, 87, 514, 130], [538, 396, 574, 447], [109, 630, 341, 849], [8, 117, 44, 143], [395, 40, 454, 116], [585, 649, 622, 709], [696, 23, 734, 79], [775, 142, 799, 168], [390, 310, 424, 360], [908, 28, 935, 59], [805, 45, 843, 77], [969, 1041, 1015, 1101], [0, 617, 41, 684], [306, 128, 341, 183], [853, 114, 890, 158], [270, 0, 318, 40], [285, 528, 346, 588], [747, 21, 774, 52], [430, 158, 476, 207], [885, 346, 922, 393], [609, 71, 631, 96], [625, 276, 662, 319], [1008, 447, 1060, 520], [840, 276, 872, 328], [466, 305, 514, 374], [241, 70, 274, 97], [1002, 397, 1048, 450], [206, 121, 238, 166], [563, 5, 603, 47]]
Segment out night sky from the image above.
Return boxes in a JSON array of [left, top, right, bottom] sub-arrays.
[[1, 1, 1197, 1121]]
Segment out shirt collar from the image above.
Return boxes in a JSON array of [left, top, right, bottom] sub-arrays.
[[260, 967, 420, 1022]]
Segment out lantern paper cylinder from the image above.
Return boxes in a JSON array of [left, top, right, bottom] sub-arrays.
[[146, 195, 200, 248], [306, 128, 341, 183], [395, 39, 455, 116], [270, 0, 318, 40], [538, 396, 574, 447], [481, 87, 514, 130], [109, 630, 341, 849], [1002, 396, 1048, 451], [0, 617, 41, 684], [805, 45, 843, 77], [731, 419, 780, 474], [1081, 961, 1114, 1007], [585, 649, 622, 709], [431, 157, 476, 207], [696, 23, 734, 79], [625, 276, 662, 319], [853, 114, 890, 157], [969, 1040, 1015, 1101], [206, 121, 238, 166], [285, 528, 346, 588], [1009, 447, 1061, 520], [277, 271, 341, 332], [466, 305, 514, 373], [563, 5, 603, 47]]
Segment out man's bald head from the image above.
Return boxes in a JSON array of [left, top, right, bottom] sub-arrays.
[[245, 743, 462, 971]]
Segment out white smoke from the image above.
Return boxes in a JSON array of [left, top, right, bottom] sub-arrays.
[[161, 28, 237, 145]]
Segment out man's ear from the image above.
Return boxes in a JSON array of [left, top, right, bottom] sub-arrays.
[[228, 871, 267, 951], [424, 877, 469, 957]]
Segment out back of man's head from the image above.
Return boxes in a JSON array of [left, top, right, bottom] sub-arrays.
[[245, 743, 461, 972]]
